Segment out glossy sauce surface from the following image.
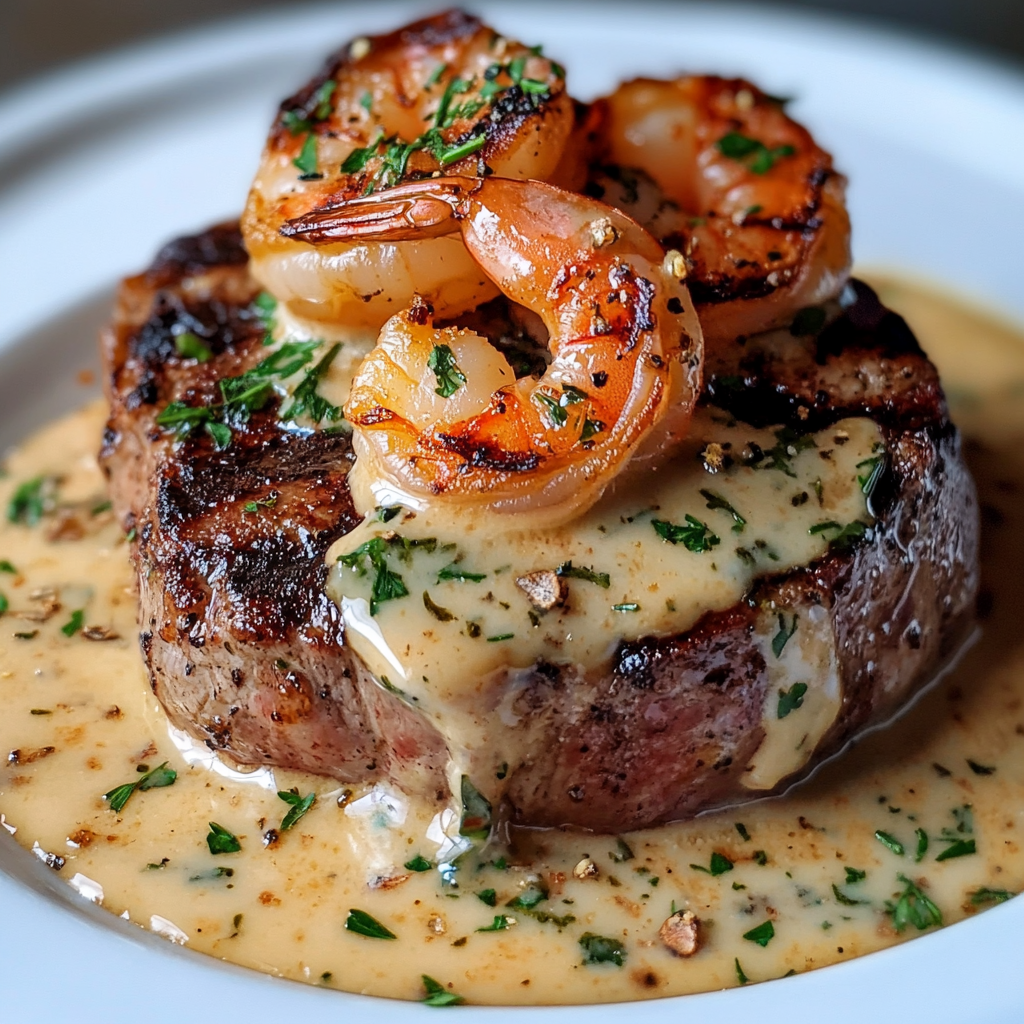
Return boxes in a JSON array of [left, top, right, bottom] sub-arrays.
[[0, 276, 1022, 1005]]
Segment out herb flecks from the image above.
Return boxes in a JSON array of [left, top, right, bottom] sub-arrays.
[[716, 131, 796, 174], [206, 822, 241, 855], [346, 908, 397, 939], [421, 975, 464, 1007], [777, 681, 807, 719], [103, 761, 177, 813], [652, 515, 720, 553], [886, 874, 941, 932], [277, 790, 316, 831], [427, 344, 467, 398], [579, 932, 627, 967], [700, 489, 746, 532]]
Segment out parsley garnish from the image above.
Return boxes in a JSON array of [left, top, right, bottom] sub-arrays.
[[103, 761, 177, 813], [282, 79, 336, 134], [405, 855, 432, 872], [423, 590, 456, 622], [337, 537, 410, 615], [281, 343, 342, 423], [579, 932, 627, 967], [533, 391, 567, 428], [477, 915, 515, 932], [753, 850, 768, 865], [875, 830, 905, 856], [292, 133, 319, 176], [762, 427, 816, 477], [914, 828, 929, 862], [935, 839, 976, 861], [427, 344, 467, 398], [771, 613, 798, 658], [556, 561, 611, 588], [735, 958, 750, 985], [437, 563, 486, 583], [716, 131, 796, 174], [970, 887, 1012, 906], [856, 455, 885, 497], [0, 560, 15, 574], [0, 593, 9, 616], [8, 476, 52, 526], [777, 681, 807, 719], [691, 852, 733, 876], [809, 519, 870, 552], [700, 489, 746, 531], [886, 874, 941, 932], [476, 888, 497, 906], [967, 759, 996, 776], [742, 920, 775, 946], [174, 332, 212, 362], [610, 838, 635, 862], [61, 610, 85, 637], [345, 908, 397, 939], [832, 883, 869, 906], [421, 975, 464, 1007], [612, 603, 640, 612], [652, 515, 720, 552], [845, 867, 867, 883], [736, 823, 751, 842], [459, 776, 492, 842], [277, 789, 315, 831], [206, 822, 241, 854], [487, 633, 514, 642]]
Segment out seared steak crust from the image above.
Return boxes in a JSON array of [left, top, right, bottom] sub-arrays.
[[100, 226, 978, 830]]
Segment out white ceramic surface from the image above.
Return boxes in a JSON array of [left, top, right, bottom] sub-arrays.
[[1, 4, 1023, 1020]]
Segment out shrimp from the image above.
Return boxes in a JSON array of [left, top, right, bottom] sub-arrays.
[[284, 176, 702, 524], [587, 76, 851, 346], [241, 9, 575, 331]]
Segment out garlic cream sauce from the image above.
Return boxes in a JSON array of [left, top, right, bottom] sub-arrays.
[[1, 274, 1023, 1005]]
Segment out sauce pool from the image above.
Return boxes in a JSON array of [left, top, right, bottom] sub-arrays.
[[0, 273, 1022, 1005]]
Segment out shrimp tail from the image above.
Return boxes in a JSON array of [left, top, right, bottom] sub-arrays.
[[280, 177, 484, 244]]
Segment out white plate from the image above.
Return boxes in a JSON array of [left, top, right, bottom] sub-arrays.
[[1, 3, 1023, 1020]]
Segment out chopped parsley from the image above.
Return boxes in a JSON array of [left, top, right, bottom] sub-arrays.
[[845, 867, 867, 883], [423, 590, 456, 622], [914, 828, 929, 862], [477, 914, 515, 932], [459, 776, 492, 842], [969, 887, 1013, 906], [935, 839, 976, 862], [832, 883, 869, 907], [206, 822, 241, 854], [421, 975, 464, 1007], [292, 133, 319, 176], [875, 830, 905, 857], [856, 455, 885, 497], [280, 343, 342, 423], [777, 681, 808, 719], [742, 920, 775, 946], [103, 761, 177, 813], [0, 560, 15, 574], [691, 852, 733, 876], [427, 344, 467, 398], [345, 908, 397, 939], [771, 613, 799, 658], [8, 476, 51, 526], [762, 427, 816, 477], [735, 958, 750, 985], [700, 489, 746, 532], [475, 888, 497, 907], [174, 332, 212, 362], [0, 592, 7, 616], [437, 563, 486, 583], [556, 561, 611, 588], [579, 932, 627, 967], [716, 131, 796, 174], [277, 789, 316, 831], [337, 536, 410, 615], [886, 874, 941, 932], [652, 515, 720, 553], [610, 838, 635, 862], [967, 759, 996, 776], [282, 78, 336, 134], [736, 823, 751, 842], [809, 519, 870, 552], [60, 609, 85, 637], [612, 603, 640, 612], [405, 855, 432, 872]]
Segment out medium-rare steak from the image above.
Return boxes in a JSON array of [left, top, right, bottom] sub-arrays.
[[99, 223, 978, 832]]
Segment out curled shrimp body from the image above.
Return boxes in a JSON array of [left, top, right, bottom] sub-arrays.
[[241, 9, 574, 331], [286, 176, 702, 524], [589, 76, 851, 346]]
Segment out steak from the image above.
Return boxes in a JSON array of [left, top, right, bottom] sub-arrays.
[[99, 223, 979, 831]]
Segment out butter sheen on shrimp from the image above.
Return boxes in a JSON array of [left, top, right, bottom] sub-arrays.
[[589, 76, 851, 346], [285, 176, 702, 525], [241, 10, 574, 331]]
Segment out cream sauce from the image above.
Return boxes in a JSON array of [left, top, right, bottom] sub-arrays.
[[1, 275, 1023, 1005]]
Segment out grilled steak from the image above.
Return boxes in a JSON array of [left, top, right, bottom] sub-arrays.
[[100, 223, 978, 831]]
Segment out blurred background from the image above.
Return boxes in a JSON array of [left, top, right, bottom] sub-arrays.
[[2, 0, 1023, 93]]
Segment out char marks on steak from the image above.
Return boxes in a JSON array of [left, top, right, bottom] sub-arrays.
[[100, 224, 979, 831]]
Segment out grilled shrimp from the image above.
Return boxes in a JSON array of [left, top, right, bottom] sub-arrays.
[[241, 9, 574, 331], [286, 176, 701, 524], [588, 76, 851, 346]]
